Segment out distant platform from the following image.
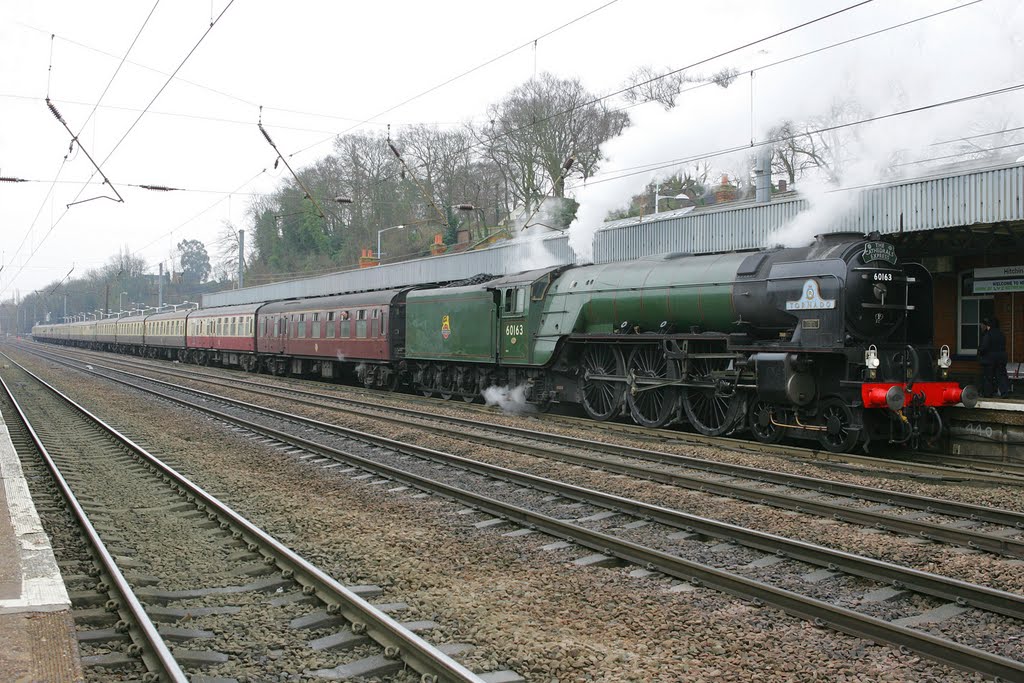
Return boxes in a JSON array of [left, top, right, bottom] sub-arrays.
[[0, 408, 82, 680]]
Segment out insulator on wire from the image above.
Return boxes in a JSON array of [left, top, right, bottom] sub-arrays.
[[0, 176, 27, 183], [45, 97, 67, 125], [258, 123, 275, 146], [387, 141, 401, 159], [138, 184, 177, 191]]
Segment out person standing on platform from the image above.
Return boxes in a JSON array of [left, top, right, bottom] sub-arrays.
[[979, 317, 1011, 397]]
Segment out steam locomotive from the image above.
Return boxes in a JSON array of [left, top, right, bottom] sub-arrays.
[[33, 231, 976, 452]]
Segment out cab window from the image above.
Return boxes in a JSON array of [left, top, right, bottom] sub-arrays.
[[531, 274, 551, 301]]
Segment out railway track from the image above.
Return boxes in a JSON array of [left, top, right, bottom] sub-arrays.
[[10, 345, 1024, 679], [0, 356, 490, 682], [25, 340, 1024, 484], [26, 344, 1024, 560]]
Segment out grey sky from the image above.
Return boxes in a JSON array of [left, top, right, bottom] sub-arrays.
[[2, 0, 1021, 298]]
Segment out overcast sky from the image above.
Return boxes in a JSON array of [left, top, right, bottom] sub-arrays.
[[2, 0, 1022, 299]]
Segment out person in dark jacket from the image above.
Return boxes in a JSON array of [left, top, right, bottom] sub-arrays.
[[979, 317, 1011, 397]]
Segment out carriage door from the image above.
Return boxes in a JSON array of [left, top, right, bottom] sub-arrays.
[[500, 286, 528, 363]]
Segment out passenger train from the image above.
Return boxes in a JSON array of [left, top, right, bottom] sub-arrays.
[[33, 232, 977, 452]]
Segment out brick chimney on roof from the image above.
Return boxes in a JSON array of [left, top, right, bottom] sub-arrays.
[[714, 174, 737, 204]]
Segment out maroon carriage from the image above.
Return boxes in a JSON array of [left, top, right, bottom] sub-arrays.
[[186, 303, 261, 371], [256, 289, 410, 388]]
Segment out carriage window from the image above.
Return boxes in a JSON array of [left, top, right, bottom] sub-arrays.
[[312, 312, 321, 338], [958, 270, 994, 355], [504, 289, 515, 313], [231, 317, 236, 336], [372, 309, 379, 318], [298, 313, 306, 338], [339, 312, 350, 338], [356, 311, 367, 339], [516, 287, 526, 314]]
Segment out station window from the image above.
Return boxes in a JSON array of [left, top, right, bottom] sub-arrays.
[[958, 270, 994, 355]]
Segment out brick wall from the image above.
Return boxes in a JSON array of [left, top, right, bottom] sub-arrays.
[[930, 254, 1024, 368]]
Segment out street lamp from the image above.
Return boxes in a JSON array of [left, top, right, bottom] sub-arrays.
[[375, 204, 477, 261], [654, 183, 690, 214], [376, 225, 407, 260]]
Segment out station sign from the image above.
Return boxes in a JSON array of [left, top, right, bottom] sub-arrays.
[[974, 278, 1024, 294], [975, 265, 1024, 279], [973, 265, 1024, 294]]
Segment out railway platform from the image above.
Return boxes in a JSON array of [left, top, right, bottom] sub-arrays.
[[0, 407, 82, 681], [944, 396, 1024, 461]]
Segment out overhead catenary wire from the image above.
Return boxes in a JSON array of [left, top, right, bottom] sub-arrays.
[[46, 2, 160, 208], [568, 82, 1024, 191], [257, 109, 328, 220], [386, 128, 450, 228], [0, 1, 237, 300], [45, 98, 125, 206], [286, 0, 626, 160], [136, 0, 1007, 281], [76, 1, 161, 141], [276, 0, 899, 208], [9, 0, 999, 299], [3, 4, 160, 292], [112, 0, 994, 286]]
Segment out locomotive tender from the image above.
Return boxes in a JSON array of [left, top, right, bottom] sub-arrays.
[[33, 232, 976, 452]]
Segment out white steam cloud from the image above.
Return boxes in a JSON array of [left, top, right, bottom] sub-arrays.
[[482, 384, 536, 415], [568, 1, 1024, 256], [507, 198, 573, 272]]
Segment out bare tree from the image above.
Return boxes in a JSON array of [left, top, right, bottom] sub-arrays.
[[475, 72, 630, 218], [622, 65, 694, 110], [102, 246, 148, 280], [767, 99, 867, 185], [623, 65, 740, 112]]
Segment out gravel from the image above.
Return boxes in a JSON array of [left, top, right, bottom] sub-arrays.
[[2, 345, 994, 681]]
